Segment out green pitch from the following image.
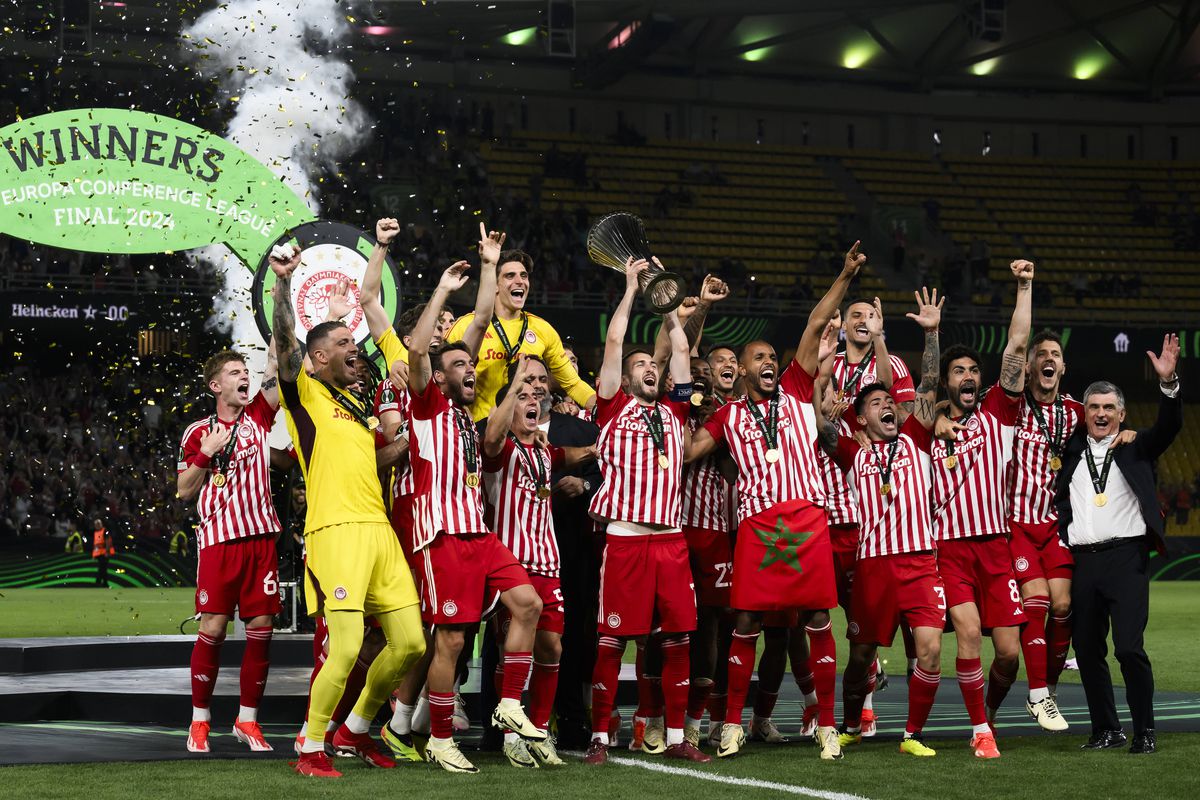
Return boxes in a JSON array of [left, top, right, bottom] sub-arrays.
[[4, 733, 1198, 800], [1, 584, 1196, 692]]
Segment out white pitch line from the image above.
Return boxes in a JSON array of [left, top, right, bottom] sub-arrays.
[[604, 754, 874, 800]]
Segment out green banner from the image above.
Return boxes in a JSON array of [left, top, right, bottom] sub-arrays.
[[0, 108, 315, 267]]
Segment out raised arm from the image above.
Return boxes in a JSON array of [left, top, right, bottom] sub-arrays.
[[362, 218, 401, 343], [651, 297, 691, 378], [597, 258, 648, 398], [1000, 259, 1034, 394], [866, 297, 894, 390], [407, 261, 471, 396], [663, 308, 692, 388], [261, 333, 280, 409], [269, 244, 304, 382], [797, 241, 866, 374], [484, 354, 531, 457], [683, 274, 730, 355], [1140, 333, 1183, 460], [459, 222, 505, 357], [904, 286, 944, 429]]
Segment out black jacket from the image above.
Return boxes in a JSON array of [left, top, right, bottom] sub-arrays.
[[1054, 387, 1182, 555]]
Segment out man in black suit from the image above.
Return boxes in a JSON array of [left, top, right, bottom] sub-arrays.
[[1054, 334, 1181, 755]]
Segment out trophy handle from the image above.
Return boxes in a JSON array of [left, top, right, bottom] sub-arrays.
[[642, 270, 686, 314]]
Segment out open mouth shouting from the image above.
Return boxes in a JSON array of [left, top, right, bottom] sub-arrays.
[[759, 363, 777, 388], [958, 380, 978, 407], [854, 323, 869, 339], [237, 381, 250, 403], [880, 409, 896, 426], [463, 374, 477, 392], [719, 366, 735, 385], [509, 286, 527, 306], [524, 406, 539, 424]]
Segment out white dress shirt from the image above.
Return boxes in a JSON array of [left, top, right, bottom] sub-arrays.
[[1066, 434, 1144, 546]]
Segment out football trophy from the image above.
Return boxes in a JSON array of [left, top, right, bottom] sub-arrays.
[[586, 212, 686, 313]]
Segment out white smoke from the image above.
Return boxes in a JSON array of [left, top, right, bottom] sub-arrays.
[[182, 0, 371, 375]]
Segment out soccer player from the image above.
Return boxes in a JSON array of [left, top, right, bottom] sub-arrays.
[[483, 355, 594, 767], [447, 248, 595, 420], [583, 258, 710, 766], [178, 346, 282, 754], [929, 259, 1035, 759], [686, 241, 868, 761], [406, 247, 547, 775], [1008, 330, 1081, 731], [827, 287, 947, 757], [273, 239, 425, 778], [707, 344, 739, 404]]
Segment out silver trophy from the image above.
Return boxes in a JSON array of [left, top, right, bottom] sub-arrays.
[[586, 212, 685, 313]]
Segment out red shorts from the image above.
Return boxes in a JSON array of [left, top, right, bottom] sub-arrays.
[[683, 526, 732, 608], [391, 494, 416, 561], [936, 535, 1027, 629], [1010, 520, 1074, 585], [830, 524, 860, 612], [598, 532, 696, 637], [415, 532, 530, 625], [731, 499, 836, 613], [847, 553, 946, 646], [497, 573, 564, 635], [195, 535, 281, 619]]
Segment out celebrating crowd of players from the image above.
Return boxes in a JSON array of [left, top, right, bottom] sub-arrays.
[[175, 219, 1169, 778]]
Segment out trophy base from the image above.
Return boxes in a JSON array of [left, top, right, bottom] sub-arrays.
[[643, 271, 686, 314]]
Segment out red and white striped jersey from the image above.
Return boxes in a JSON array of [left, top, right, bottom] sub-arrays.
[[1009, 393, 1083, 525], [409, 381, 491, 550], [178, 392, 281, 550], [930, 385, 1020, 541], [832, 351, 915, 410], [818, 416, 859, 528], [483, 436, 563, 576], [588, 390, 689, 530], [682, 415, 730, 532], [702, 361, 825, 524], [374, 378, 414, 498], [836, 416, 935, 558]]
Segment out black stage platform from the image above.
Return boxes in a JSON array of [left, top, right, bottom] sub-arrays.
[[1, 636, 1197, 765]]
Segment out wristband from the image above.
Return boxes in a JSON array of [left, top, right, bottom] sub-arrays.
[[193, 452, 212, 470], [668, 382, 694, 403]]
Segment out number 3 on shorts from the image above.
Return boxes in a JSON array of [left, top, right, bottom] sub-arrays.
[[1008, 579, 1020, 605], [933, 585, 947, 610], [263, 570, 278, 596]]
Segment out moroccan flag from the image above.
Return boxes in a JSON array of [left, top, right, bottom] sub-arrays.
[[730, 499, 836, 612]]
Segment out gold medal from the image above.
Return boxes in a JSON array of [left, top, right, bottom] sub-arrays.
[[212, 473, 226, 488], [536, 486, 551, 500], [690, 391, 703, 407], [658, 453, 670, 470], [943, 455, 958, 470], [368, 415, 380, 431], [1094, 493, 1107, 507], [1049, 456, 1062, 472], [465, 473, 480, 488], [765, 448, 781, 464], [880, 483, 892, 496]]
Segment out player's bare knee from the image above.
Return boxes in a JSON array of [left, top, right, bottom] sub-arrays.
[[436, 627, 466, 656], [1050, 597, 1071, 617], [198, 614, 229, 638]]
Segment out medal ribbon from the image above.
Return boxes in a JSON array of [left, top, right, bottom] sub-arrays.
[[836, 348, 875, 399], [1026, 390, 1066, 463], [1084, 443, 1116, 497], [491, 313, 529, 364], [319, 380, 374, 430], [746, 392, 780, 453], [455, 407, 479, 474], [208, 409, 244, 477], [639, 404, 667, 459], [944, 410, 975, 460], [875, 437, 901, 490], [509, 433, 549, 493]]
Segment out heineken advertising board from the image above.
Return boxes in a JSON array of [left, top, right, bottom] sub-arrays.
[[0, 108, 400, 349]]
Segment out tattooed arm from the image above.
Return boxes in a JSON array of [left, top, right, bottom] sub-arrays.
[[817, 410, 840, 457], [904, 287, 945, 430], [1000, 260, 1035, 394], [270, 245, 304, 383], [261, 333, 280, 409]]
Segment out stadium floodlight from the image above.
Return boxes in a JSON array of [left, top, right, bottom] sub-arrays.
[[1074, 55, 1104, 80], [502, 27, 537, 46], [971, 58, 998, 76], [842, 43, 875, 69], [742, 46, 771, 62]]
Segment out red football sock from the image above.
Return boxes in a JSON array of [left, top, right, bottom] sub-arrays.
[[807, 622, 837, 727], [502, 651, 533, 702], [986, 661, 1016, 714], [1021, 595, 1050, 691], [331, 650, 373, 726], [660, 635, 690, 730], [956, 657, 987, 726], [590, 637, 625, 738], [190, 630, 225, 710], [1047, 612, 1072, 688], [429, 691, 455, 740], [907, 666, 941, 734], [841, 673, 871, 731], [529, 661, 559, 730], [239, 626, 272, 711], [724, 632, 759, 727], [707, 692, 727, 725], [687, 681, 713, 721]]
